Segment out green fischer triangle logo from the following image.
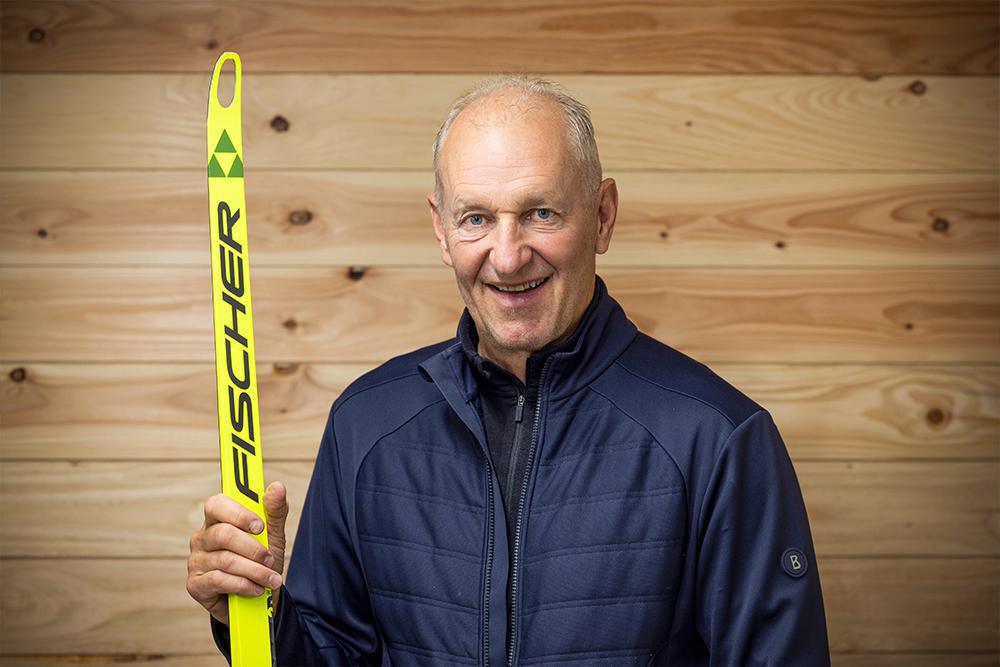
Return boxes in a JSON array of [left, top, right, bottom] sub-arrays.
[[209, 130, 243, 178], [208, 154, 226, 177], [215, 130, 237, 153]]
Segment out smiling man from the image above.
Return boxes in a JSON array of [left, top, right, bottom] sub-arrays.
[[190, 75, 831, 666]]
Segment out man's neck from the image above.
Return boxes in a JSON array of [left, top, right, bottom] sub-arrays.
[[477, 340, 530, 385]]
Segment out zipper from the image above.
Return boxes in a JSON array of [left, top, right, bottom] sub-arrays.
[[504, 394, 526, 511], [507, 358, 554, 666], [482, 455, 495, 666]]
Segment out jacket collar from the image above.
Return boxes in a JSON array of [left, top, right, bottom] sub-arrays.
[[457, 275, 598, 394], [418, 274, 638, 406]]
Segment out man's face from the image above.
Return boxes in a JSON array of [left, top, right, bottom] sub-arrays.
[[429, 95, 616, 358]]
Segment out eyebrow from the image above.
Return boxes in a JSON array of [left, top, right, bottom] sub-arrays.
[[451, 193, 566, 217]]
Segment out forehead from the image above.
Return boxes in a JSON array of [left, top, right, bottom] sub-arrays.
[[439, 96, 577, 206]]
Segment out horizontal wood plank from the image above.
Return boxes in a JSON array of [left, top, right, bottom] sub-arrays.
[[2, 267, 996, 363], [832, 655, 1000, 667], [2, 74, 996, 170], [2, 171, 996, 268], [0, 658, 223, 667], [1, 1, 995, 75], [2, 363, 997, 461], [0, 557, 995, 653], [1, 461, 996, 558], [821, 557, 1000, 653]]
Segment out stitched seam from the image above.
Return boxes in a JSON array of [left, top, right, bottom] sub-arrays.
[[614, 360, 738, 428], [523, 593, 673, 615], [370, 587, 478, 614], [524, 537, 683, 565], [521, 646, 657, 664], [531, 486, 683, 513], [537, 440, 654, 467], [357, 481, 483, 514], [385, 440, 482, 464], [387, 640, 477, 664], [359, 532, 481, 564]]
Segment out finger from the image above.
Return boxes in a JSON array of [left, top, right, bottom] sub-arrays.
[[203, 493, 265, 535], [193, 568, 268, 599], [208, 550, 283, 590], [264, 481, 288, 523], [201, 522, 274, 566]]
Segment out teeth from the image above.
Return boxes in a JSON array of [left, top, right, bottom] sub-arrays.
[[494, 278, 545, 293]]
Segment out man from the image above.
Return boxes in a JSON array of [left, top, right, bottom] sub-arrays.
[[187, 75, 830, 665]]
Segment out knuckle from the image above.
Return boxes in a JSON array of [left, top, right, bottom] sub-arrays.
[[218, 550, 236, 572]]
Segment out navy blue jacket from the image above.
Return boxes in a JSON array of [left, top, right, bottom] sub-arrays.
[[212, 274, 830, 665]]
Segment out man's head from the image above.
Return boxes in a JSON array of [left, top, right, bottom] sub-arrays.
[[428, 75, 618, 365]]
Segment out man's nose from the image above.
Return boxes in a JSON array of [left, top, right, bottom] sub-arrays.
[[489, 217, 531, 276]]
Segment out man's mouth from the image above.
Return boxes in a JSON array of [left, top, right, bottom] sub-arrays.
[[488, 276, 549, 293]]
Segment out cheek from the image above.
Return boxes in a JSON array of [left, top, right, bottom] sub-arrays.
[[449, 241, 489, 282]]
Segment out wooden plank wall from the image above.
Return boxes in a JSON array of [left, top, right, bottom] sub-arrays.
[[1, 1, 998, 664]]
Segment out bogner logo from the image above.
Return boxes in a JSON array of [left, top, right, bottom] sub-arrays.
[[217, 199, 259, 504]]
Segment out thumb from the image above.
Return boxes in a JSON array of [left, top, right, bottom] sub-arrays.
[[263, 481, 289, 570]]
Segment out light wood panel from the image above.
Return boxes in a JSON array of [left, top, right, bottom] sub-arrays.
[[0, 557, 995, 654], [2, 75, 997, 170], [2, 170, 996, 268], [1, 460, 996, 558], [3, 267, 997, 363], [821, 557, 1000, 653], [0, 461, 311, 559], [0, 658, 223, 667], [1, 1, 995, 75], [2, 363, 997, 461]]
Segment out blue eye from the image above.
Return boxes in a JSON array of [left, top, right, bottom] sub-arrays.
[[536, 208, 553, 220], [465, 214, 485, 226]]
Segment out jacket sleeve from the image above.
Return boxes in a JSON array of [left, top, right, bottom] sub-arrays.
[[695, 409, 830, 666], [209, 404, 383, 665]]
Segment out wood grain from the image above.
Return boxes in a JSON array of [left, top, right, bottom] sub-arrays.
[[2, 363, 997, 461], [2, 74, 996, 170], [0, 556, 995, 653], [2, 267, 997, 364], [1, 1, 996, 74], [2, 170, 996, 268], [821, 557, 1000, 653], [1, 460, 996, 558]]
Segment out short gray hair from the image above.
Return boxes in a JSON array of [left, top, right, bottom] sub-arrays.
[[432, 74, 602, 213]]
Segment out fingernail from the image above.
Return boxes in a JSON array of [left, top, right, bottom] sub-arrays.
[[252, 585, 264, 596], [249, 520, 264, 534], [264, 553, 275, 567], [269, 573, 282, 588]]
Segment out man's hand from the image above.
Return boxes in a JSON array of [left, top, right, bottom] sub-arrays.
[[187, 481, 289, 625]]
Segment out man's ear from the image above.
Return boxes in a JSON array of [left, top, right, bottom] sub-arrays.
[[428, 191, 454, 268], [594, 178, 618, 255]]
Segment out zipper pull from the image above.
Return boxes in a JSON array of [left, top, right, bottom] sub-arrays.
[[514, 393, 525, 422]]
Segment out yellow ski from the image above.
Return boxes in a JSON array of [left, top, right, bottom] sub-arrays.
[[206, 51, 275, 667]]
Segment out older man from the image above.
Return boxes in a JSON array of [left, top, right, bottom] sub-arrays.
[[188, 75, 830, 665]]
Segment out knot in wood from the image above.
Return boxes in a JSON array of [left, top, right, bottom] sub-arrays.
[[289, 209, 313, 225], [28, 28, 45, 43], [925, 407, 946, 425], [270, 115, 291, 132], [9, 367, 27, 383]]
